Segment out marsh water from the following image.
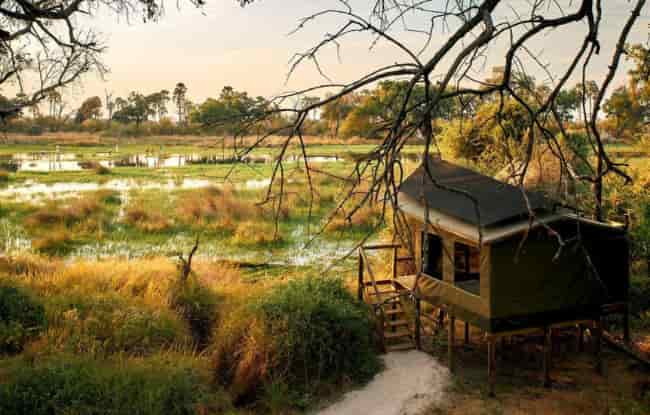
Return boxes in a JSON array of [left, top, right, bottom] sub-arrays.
[[0, 152, 344, 172]]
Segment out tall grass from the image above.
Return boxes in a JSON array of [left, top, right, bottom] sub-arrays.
[[0, 354, 233, 415], [0, 255, 380, 413], [0, 283, 46, 353], [24, 191, 119, 254], [211, 276, 380, 409]]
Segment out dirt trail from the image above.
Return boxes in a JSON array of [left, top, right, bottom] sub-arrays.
[[316, 350, 450, 415]]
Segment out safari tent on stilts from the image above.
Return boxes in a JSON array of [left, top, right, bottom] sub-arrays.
[[357, 157, 630, 396]]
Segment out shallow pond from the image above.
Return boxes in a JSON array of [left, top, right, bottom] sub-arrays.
[[0, 177, 275, 202], [1, 152, 343, 172]]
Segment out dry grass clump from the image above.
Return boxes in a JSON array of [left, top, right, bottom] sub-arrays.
[[176, 187, 263, 233], [325, 204, 382, 233], [0, 253, 62, 277], [24, 193, 108, 230], [31, 229, 75, 256], [124, 206, 172, 232], [78, 160, 111, 175], [210, 276, 380, 410], [8, 257, 197, 356], [232, 221, 282, 246]]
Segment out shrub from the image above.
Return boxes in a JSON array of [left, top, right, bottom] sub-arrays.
[[45, 301, 186, 356], [124, 207, 172, 232], [31, 230, 76, 256], [170, 276, 219, 348], [630, 274, 650, 319], [0, 356, 220, 415], [79, 160, 112, 175], [232, 221, 282, 246], [212, 276, 380, 408], [0, 284, 46, 353], [0, 170, 9, 183]]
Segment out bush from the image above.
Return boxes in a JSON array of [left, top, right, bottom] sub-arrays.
[[212, 276, 380, 408], [0, 284, 46, 353], [630, 274, 650, 319], [31, 230, 76, 256], [170, 277, 219, 348], [46, 300, 186, 356], [0, 356, 219, 415]]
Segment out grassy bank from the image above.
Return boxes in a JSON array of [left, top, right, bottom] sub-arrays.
[[0, 255, 380, 414]]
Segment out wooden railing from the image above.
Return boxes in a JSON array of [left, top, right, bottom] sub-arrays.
[[357, 243, 421, 350]]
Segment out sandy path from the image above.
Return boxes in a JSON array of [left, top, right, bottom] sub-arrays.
[[316, 350, 450, 415]]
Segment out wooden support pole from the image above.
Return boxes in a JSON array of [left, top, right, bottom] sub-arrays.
[[594, 317, 603, 375], [488, 337, 496, 398], [543, 327, 552, 388], [392, 246, 398, 280], [448, 313, 455, 372], [438, 309, 445, 328], [357, 250, 364, 302], [415, 298, 422, 350], [623, 305, 631, 344], [577, 324, 584, 352], [464, 322, 470, 345]]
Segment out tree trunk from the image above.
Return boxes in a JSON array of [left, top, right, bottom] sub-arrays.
[[594, 153, 604, 221]]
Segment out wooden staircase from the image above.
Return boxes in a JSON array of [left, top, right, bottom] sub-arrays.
[[358, 245, 416, 352]]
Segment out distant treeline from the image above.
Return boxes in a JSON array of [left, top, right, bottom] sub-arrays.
[[2, 43, 650, 144]]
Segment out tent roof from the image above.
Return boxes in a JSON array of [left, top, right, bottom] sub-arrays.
[[398, 158, 550, 227]]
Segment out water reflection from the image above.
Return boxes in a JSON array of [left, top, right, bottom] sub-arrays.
[[1, 152, 344, 172]]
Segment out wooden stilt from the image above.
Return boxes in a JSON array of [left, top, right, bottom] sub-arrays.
[[577, 324, 584, 352], [543, 326, 552, 388], [448, 313, 455, 372], [438, 309, 445, 328], [415, 298, 422, 350], [623, 305, 631, 344], [488, 337, 496, 397], [464, 322, 470, 345], [594, 317, 603, 375], [357, 251, 364, 302]]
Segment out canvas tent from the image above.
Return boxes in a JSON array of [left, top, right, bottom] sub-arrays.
[[397, 157, 629, 335]]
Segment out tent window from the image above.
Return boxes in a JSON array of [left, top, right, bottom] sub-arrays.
[[454, 242, 480, 295], [422, 232, 443, 279]]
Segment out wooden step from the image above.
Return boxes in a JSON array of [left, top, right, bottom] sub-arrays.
[[367, 289, 397, 296], [384, 308, 404, 316], [368, 296, 400, 305], [386, 342, 415, 352], [385, 319, 409, 327], [363, 280, 393, 287], [384, 329, 411, 339]]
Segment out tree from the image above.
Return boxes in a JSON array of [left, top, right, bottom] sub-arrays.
[[0, 0, 201, 123], [237, 0, 648, 231], [112, 92, 154, 126], [555, 88, 580, 124], [602, 43, 650, 140], [191, 86, 268, 135], [75, 96, 102, 123], [105, 91, 115, 121], [147, 90, 170, 121], [46, 91, 63, 118], [173, 83, 189, 124], [321, 94, 355, 137], [603, 86, 643, 139]]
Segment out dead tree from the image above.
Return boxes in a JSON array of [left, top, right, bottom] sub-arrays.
[[177, 236, 200, 284], [0, 0, 204, 121], [229, 0, 645, 263]]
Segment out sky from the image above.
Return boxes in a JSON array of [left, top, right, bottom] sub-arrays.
[[62, 0, 650, 112]]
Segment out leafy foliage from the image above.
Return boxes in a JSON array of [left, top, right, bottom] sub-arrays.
[[212, 276, 380, 408], [0, 283, 46, 353], [0, 356, 215, 415]]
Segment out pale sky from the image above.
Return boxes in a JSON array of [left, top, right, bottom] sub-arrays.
[[63, 1, 650, 112]]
